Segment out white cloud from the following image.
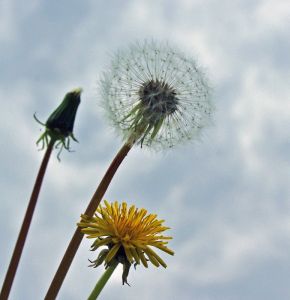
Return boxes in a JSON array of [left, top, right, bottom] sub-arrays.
[[0, 0, 40, 42], [1, 0, 290, 299], [256, 0, 290, 29], [0, 0, 16, 42], [175, 214, 290, 285]]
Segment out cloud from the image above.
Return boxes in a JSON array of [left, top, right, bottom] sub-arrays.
[[1, 0, 290, 299]]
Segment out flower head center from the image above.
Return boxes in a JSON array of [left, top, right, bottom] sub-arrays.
[[122, 233, 131, 242], [138, 80, 178, 117]]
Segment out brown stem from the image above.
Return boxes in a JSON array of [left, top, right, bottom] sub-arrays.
[[0, 141, 54, 300], [44, 142, 132, 300]]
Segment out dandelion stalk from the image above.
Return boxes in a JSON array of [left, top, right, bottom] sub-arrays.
[[46, 40, 212, 298], [0, 140, 54, 300], [88, 260, 119, 300], [0, 88, 81, 299], [45, 142, 133, 299]]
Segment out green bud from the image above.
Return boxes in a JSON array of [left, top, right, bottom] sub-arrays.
[[34, 88, 82, 160], [46, 88, 82, 137]]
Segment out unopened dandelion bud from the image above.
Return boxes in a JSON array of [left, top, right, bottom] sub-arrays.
[[34, 88, 82, 159], [46, 88, 82, 137]]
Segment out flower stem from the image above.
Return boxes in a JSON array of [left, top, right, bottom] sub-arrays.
[[88, 261, 119, 300], [45, 142, 132, 299], [0, 140, 55, 300]]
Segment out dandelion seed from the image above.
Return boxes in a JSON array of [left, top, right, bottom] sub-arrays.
[[78, 200, 174, 285], [101, 40, 213, 149]]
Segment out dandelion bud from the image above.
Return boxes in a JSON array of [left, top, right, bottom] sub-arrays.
[[34, 88, 82, 159], [46, 88, 82, 137]]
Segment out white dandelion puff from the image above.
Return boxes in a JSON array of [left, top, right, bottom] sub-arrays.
[[100, 40, 214, 150]]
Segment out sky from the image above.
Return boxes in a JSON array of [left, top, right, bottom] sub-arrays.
[[1, 0, 290, 299]]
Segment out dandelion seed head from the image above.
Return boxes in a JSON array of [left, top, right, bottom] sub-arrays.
[[138, 79, 178, 119], [100, 40, 213, 150]]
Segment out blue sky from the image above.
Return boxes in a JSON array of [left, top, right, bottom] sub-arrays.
[[1, 0, 290, 299]]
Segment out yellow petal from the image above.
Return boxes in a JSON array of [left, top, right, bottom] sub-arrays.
[[105, 243, 121, 263], [130, 247, 140, 264], [93, 237, 112, 247], [153, 244, 174, 256], [124, 245, 134, 264], [137, 248, 148, 268]]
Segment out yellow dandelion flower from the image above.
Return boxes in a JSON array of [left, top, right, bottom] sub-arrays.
[[78, 200, 174, 284]]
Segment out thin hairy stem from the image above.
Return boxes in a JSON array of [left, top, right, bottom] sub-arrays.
[[0, 140, 55, 300], [45, 142, 132, 300]]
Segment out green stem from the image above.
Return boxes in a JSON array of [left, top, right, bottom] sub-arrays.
[[88, 261, 119, 300], [0, 140, 55, 300]]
